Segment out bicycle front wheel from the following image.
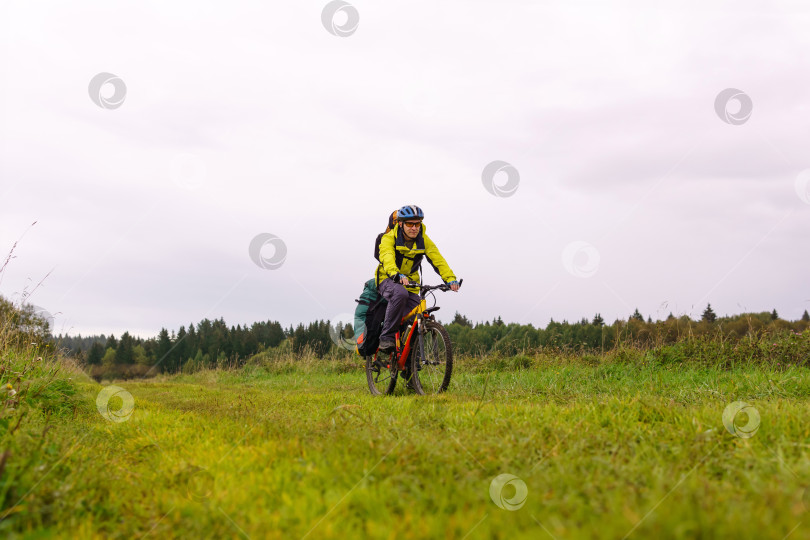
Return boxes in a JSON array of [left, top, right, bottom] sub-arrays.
[[410, 320, 453, 394], [366, 353, 398, 395]]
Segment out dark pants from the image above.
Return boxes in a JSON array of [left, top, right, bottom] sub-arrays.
[[378, 278, 420, 342]]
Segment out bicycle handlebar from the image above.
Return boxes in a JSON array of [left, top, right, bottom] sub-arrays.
[[415, 278, 463, 293]]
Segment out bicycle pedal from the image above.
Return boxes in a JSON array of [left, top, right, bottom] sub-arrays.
[[372, 359, 386, 371]]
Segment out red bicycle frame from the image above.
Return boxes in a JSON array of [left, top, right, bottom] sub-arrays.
[[393, 298, 428, 370]]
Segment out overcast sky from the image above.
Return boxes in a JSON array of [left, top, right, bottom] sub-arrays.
[[1, 0, 809, 338]]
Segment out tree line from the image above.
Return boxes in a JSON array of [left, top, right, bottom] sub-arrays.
[[60, 318, 288, 373], [4, 293, 808, 378], [445, 305, 810, 356], [54, 303, 810, 371]]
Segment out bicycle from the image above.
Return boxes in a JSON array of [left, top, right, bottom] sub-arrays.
[[365, 280, 461, 396]]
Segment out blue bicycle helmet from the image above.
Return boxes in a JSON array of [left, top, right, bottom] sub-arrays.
[[397, 205, 424, 221]]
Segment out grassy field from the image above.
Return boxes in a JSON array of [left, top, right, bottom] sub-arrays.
[[2, 351, 810, 539]]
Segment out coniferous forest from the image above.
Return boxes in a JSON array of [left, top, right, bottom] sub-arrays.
[[30, 297, 809, 380]]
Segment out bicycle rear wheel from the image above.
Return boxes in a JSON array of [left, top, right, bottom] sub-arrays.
[[365, 353, 398, 395], [410, 320, 453, 394]]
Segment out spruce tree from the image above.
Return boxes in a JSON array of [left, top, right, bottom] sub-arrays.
[[702, 304, 717, 323], [631, 309, 644, 321], [451, 312, 472, 327], [802, 310, 809, 322], [157, 328, 172, 370], [771, 309, 779, 321], [116, 332, 134, 364], [592, 314, 604, 326], [86, 342, 104, 365], [174, 326, 188, 372]]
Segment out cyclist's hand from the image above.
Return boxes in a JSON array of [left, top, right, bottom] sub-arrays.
[[399, 274, 410, 286], [448, 280, 460, 292]]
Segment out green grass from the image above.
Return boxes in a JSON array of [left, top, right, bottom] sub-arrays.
[[2, 355, 810, 539]]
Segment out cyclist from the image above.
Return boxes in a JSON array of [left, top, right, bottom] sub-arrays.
[[375, 205, 459, 353]]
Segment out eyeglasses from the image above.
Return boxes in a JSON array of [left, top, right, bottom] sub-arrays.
[[402, 221, 422, 228]]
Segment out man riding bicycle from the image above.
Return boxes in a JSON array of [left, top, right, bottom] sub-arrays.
[[375, 205, 459, 353]]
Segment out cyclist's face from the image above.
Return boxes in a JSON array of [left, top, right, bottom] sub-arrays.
[[401, 220, 421, 240]]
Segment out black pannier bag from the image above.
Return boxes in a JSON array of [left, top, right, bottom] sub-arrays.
[[354, 279, 387, 357]]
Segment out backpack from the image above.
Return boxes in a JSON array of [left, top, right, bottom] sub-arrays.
[[354, 278, 388, 356], [373, 210, 398, 262]]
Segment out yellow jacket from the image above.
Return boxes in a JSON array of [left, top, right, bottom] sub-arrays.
[[375, 223, 456, 293]]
